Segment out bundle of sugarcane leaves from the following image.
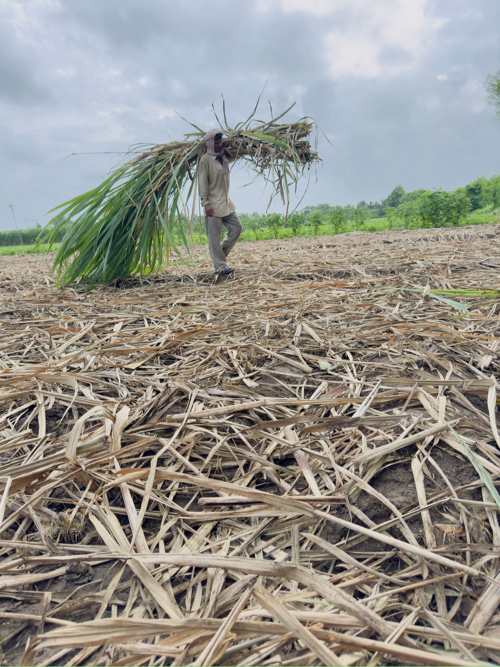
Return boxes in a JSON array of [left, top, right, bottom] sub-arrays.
[[41, 103, 320, 286]]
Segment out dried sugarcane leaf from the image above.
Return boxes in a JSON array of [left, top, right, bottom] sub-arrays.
[[1, 222, 499, 667]]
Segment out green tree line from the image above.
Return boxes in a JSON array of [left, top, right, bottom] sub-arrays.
[[0, 221, 69, 247], [236, 173, 500, 238], [1, 174, 499, 247]]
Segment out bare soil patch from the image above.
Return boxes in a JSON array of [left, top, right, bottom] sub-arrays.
[[1, 225, 500, 665]]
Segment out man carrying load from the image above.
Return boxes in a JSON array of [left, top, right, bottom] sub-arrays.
[[198, 130, 242, 276]]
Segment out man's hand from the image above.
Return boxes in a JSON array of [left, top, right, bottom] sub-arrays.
[[205, 204, 214, 218]]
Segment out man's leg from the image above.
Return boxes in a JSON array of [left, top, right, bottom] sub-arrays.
[[221, 212, 243, 257], [205, 215, 229, 273]]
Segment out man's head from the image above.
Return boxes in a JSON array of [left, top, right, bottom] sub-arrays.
[[204, 130, 229, 170], [213, 132, 223, 154]]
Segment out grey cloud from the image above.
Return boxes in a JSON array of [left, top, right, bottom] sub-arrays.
[[0, 136, 44, 165], [0, 30, 51, 105], [57, 0, 325, 90], [0, 0, 499, 230]]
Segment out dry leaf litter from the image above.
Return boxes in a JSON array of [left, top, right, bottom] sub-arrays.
[[0, 224, 500, 666]]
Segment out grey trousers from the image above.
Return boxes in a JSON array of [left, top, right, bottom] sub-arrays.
[[205, 212, 242, 273]]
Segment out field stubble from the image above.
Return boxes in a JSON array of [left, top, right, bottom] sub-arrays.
[[0, 225, 500, 665]]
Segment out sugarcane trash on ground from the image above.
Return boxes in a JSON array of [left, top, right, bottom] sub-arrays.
[[1, 224, 500, 665]]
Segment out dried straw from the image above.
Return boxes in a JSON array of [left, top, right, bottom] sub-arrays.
[[1, 222, 500, 666]]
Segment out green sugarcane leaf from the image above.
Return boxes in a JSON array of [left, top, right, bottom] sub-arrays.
[[428, 292, 468, 312]]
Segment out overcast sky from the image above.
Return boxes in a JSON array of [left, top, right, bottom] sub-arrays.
[[0, 0, 499, 231]]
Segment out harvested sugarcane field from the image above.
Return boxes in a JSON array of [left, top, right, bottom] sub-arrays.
[[1, 222, 500, 666]]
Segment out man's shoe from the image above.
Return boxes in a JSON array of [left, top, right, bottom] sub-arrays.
[[218, 267, 235, 276]]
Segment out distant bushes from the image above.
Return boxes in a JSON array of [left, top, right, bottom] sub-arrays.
[[298, 175, 499, 233], [0, 224, 68, 247], [363, 174, 500, 219], [416, 189, 471, 227], [0, 227, 40, 247], [1, 173, 499, 248]]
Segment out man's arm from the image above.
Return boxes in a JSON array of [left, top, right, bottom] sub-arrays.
[[198, 156, 210, 206], [198, 157, 214, 217]]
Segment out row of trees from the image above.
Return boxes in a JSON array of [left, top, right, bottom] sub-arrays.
[[238, 174, 500, 237], [239, 203, 371, 239], [386, 189, 471, 229], [0, 224, 68, 247], [237, 188, 471, 239], [347, 173, 500, 220], [1, 174, 499, 247]]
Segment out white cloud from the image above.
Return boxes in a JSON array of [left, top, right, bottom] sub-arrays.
[[1, 0, 60, 46], [324, 1, 435, 78], [291, 84, 307, 97], [54, 67, 75, 78], [258, 0, 444, 79], [274, 0, 335, 15]]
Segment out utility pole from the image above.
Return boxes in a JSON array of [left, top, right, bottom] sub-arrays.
[[8, 204, 23, 245]]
